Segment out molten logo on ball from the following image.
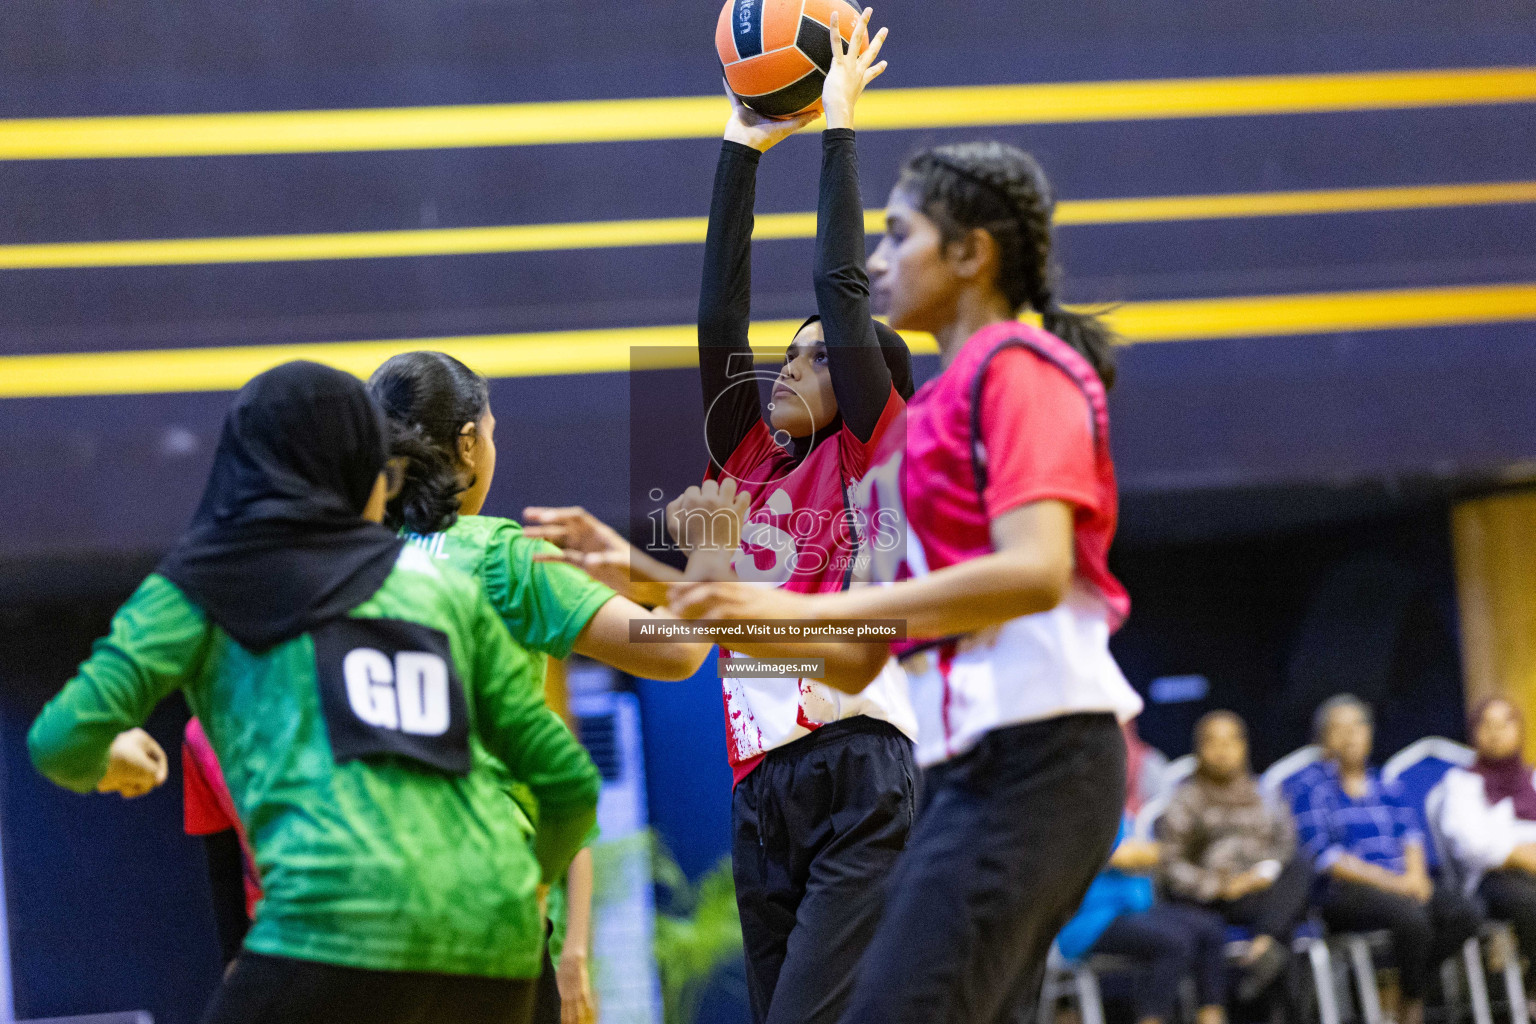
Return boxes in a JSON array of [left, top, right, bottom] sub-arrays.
[[733, 0, 761, 57]]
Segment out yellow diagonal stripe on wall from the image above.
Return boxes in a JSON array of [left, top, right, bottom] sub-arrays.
[[1110, 281, 1536, 341], [1054, 180, 1536, 225], [0, 322, 798, 398], [0, 213, 750, 269], [2, 67, 1533, 160], [2, 283, 1534, 399], [5, 180, 1535, 270]]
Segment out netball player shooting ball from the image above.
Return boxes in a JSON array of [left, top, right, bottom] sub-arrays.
[[530, 13, 919, 1024], [671, 135, 1145, 1022]]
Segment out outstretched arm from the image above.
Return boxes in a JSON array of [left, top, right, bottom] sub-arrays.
[[572, 597, 711, 681], [811, 500, 1074, 639], [669, 499, 1074, 692], [527, 477, 749, 570], [524, 488, 748, 606], [531, 489, 890, 689], [667, 581, 893, 691], [699, 95, 817, 471], [524, 505, 682, 605], [815, 9, 895, 444]]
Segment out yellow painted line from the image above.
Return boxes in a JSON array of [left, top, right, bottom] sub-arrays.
[[2, 67, 1534, 160], [0, 213, 802, 269], [7, 180, 1536, 270], [0, 321, 812, 398], [1107, 281, 1536, 343], [3, 283, 1534, 398], [1052, 180, 1536, 225]]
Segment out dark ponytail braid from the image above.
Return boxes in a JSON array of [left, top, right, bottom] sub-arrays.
[[367, 351, 490, 534], [898, 141, 1117, 389]]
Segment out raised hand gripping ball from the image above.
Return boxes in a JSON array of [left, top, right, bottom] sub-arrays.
[[717, 0, 862, 119]]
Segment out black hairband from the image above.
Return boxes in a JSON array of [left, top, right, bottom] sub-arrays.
[[925, 153, 1054, 225], [924, 154, 1061, 314]]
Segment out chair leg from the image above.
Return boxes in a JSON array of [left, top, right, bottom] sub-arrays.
[[1036, 973, 1059, 1024], [1347, 936, 1385, 1024], [1496, 924, 1530, 1024], [1448, 956, 1467, 1024], [1075, 968, 1107, 1024], [1309, 940, 1344, 1024], [1465, 936, 1495, 1024]]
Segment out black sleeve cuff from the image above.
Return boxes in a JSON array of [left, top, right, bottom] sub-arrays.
[[722, 139, 763, 163], [822, 128, 857, 144]]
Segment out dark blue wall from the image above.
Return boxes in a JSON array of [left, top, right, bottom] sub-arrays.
[[635, 652, 736, 883], [3, 1, 1536, 562], [1112, 508, 1467, 767], [0, 603, 223, 1023]]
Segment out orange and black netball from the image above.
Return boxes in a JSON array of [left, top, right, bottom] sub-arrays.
[[716, 0, 862, 118]]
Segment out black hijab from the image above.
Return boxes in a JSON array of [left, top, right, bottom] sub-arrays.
[[795, 315, 915, 399], [786, 316, 914, 462], [158, 361, 405, 653]]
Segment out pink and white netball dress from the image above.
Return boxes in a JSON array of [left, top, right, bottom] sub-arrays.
[[709, 386, 917, 783], [852, 321, 1143, 767]]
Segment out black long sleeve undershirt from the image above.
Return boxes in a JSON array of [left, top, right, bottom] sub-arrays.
[[814, 128, 892, 445], [697, 141, 764, 474], [696, 131, 894, 474]]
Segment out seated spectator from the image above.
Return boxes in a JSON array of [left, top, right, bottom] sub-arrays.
[[1057, 816, 1229, 1024], [1297, 694, 1482, 1024], [1159, 710, 1310, 1002], [1438, 697, 1536, 1000]]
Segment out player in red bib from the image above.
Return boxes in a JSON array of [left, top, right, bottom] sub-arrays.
[[673, 136, 1143, 1024], [692, 12, 921, 1024], [183, 717, 262, 966]]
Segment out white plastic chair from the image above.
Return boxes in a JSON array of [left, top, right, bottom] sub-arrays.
[[1259, 744, 1368, 1024], [1261, 744, 1324, 804], [1160, 753, 1199, 795], [1035, 943, 1199, 1024], [1382, 737, 1475, 787], [1037, 943, 1112, 1024]]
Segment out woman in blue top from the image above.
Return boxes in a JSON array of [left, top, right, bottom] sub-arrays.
[[1295, 695, 1482, 1024], [1058, 817, 1230, 1024]]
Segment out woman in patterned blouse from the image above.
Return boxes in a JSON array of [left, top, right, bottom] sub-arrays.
[[1159, 711, 1310, 1002]]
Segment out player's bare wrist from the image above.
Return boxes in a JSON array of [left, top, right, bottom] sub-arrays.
[[722, 123, 761, 150], [684, 549, 738, 581]]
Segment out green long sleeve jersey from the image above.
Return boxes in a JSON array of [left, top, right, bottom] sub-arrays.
[[28, 544, 601, 979]]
